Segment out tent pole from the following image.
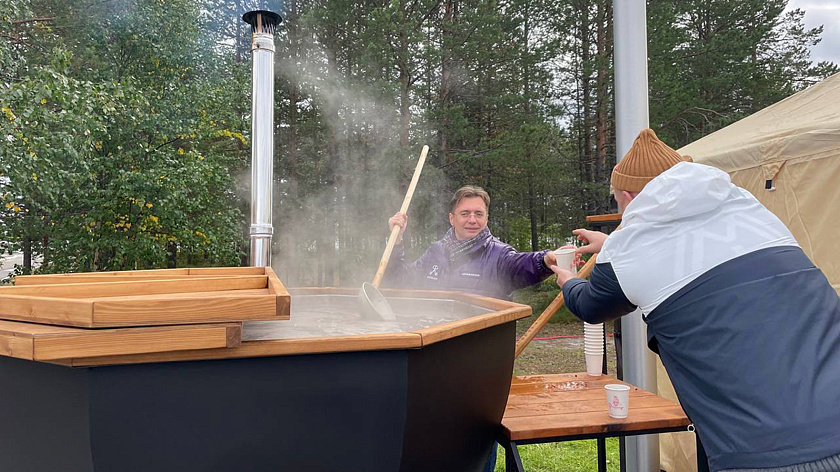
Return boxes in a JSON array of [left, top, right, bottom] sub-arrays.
[[613, 0, 659, 471]]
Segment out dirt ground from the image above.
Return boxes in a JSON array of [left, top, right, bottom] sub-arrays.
[[513, 316, 618, 377]]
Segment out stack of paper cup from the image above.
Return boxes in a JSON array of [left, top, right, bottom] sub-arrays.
[[584, 322, 604, 376], [553, 246, 578, 274]]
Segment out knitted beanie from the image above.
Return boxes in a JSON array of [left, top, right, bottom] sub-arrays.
[[611, 129, 691, 193]]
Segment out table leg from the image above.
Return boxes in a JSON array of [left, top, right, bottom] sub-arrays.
[[696, 434, 710, 472], [619, 437, 627, 472], [597, 437, 607, 472], [502, 440, 525, 472]]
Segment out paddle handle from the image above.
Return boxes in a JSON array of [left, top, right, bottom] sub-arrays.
[[514, 252, 599, 358], [371, 145, 429, 288]]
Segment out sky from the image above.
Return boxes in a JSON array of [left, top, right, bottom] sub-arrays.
[[786, 0, 840, 64]]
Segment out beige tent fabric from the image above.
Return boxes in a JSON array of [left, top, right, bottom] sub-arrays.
[[657, 72, 840, 471]]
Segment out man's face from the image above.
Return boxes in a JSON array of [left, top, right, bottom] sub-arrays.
[[448, 196, 488, 240]]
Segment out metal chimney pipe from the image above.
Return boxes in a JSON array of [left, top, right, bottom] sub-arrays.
[[242, 10, 282, 267]]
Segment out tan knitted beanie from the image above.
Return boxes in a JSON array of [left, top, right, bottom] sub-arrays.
[[611, 129, 691, 193]]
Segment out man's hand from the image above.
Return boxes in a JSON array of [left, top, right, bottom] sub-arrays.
[[543, 250, 557, 268], [388, 212, 408, 242], [573, 229, 608, 255], [550, 265, 576, 289]]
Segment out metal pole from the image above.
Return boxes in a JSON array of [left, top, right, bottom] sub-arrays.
[[248, 18, 276, 267], [613, 0, 659, 471]]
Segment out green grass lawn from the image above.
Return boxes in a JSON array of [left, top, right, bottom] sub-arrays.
[[493, 439, 621, 472]]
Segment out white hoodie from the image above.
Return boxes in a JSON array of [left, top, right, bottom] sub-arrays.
[[598, 162, 799, 315]]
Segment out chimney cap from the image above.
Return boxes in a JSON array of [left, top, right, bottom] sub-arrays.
[[242, 10, 282, 34]]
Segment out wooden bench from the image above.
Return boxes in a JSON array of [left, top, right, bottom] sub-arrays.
[[499, 372, 699, 472]]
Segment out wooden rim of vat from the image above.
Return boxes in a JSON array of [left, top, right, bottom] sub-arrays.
[[51, 290, 531, 367]]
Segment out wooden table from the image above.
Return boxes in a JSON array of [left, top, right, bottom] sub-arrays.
[[500, 373, 696, 472]]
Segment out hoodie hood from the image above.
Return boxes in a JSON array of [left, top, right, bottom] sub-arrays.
[[622, 162, 734, 224]]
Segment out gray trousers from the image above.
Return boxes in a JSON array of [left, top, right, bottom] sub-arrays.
[[723, 453, 840, 472]]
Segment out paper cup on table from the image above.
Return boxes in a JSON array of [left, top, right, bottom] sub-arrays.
[[605, 384, 631, 418], [553, 246, 577, 274], [585, 352, 603, 376]]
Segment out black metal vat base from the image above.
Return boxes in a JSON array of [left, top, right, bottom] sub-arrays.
[[0, 322, 514, 472]]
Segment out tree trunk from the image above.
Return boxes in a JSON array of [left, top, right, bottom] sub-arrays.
[[23, 234, 32, 275], [438, 0, 454, 165], [523, 4, 539, 252], [595, 0, 610, 185]]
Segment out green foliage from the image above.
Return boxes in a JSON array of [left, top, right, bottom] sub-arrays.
[[1, 0, 836, 285], [513, 280, 579, 324], [0, 0, 248, 276], [648, 0, 839, 146]]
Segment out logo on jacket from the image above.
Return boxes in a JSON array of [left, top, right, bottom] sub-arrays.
[[427, 265, 440, 280]]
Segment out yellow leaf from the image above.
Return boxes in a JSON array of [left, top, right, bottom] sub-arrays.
[[1, 107, 15, 121], [178, 148, 185, 155]]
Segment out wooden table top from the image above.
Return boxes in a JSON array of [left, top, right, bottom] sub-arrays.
[[502, 373, 690, 442]]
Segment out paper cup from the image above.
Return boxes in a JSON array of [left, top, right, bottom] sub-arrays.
[[605, 384, 631, 418], [553, 247, 577, 274], [585, 352, 603, 376]]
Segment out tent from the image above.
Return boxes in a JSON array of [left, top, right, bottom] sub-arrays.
[[657, 72, 840, 471]]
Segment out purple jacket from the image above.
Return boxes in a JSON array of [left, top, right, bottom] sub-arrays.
[[385, 233, 553, 300]]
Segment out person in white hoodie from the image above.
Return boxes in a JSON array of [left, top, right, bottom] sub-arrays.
[[552, 129, 840, 472]]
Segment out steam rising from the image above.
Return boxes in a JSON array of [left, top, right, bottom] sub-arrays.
[[263, 26, 450, 287]]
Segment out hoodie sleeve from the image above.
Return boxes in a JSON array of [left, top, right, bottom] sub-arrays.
[[498, 247, 554, 291], [562, 262, 637, 324], [383, 242, 438, 288]]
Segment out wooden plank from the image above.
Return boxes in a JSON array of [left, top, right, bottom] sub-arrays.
[[0, 295, 93, 326], [265, 267, 291, 318], [412, 306, 531, 346], [14, 267, 268, 285], [0, 276, 268, 299], [0, 324, 36, 359], [15, 269, 191, 284], [504, 394, 675, 419], [506, 389, 656, 408], [509, 375, 629, 394], [188, 267, 266, 276], [0, 320, 241, 361], [512, 372, 594, 385], [13, 274, 256, 285], [503, 406, 690, 440], [88, 289, 270, 301], [65, 332, 424, 367], [91, 294, 278, 326], [35, 324, 241, 360], [585, 213, 622, 224]]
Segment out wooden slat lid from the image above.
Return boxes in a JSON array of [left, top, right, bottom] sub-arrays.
[[2, 267, 290, 327], [0, 319, 241, 361]]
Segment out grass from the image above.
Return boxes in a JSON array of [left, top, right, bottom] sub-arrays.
[[493, 439, 622, 472], [512, 278, 578, 324]]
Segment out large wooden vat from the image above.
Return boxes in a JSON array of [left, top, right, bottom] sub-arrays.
[[0, 269, 531, 472]]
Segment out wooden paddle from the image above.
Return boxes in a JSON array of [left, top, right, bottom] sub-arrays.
[[514, 252, 599, 358], [371, 145, 429, 288], [359, 145, 429, 319]]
